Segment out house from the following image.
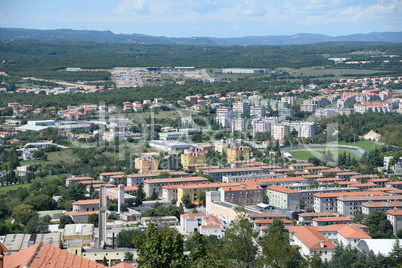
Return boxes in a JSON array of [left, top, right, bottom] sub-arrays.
[[288, 226, 336, 262], [72, 199, 99, 213], [3, 241, 107, 268], [387, 209, 402, 235], [181, 213, 206, 233], [312, 216, 352, 226], [298, 212, 336, 225]]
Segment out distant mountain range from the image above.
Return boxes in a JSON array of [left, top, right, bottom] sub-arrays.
[[1, 28, 401, 46]]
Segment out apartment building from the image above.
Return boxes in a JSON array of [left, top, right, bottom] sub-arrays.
[[135, 156, 159, 174], [218, 183, 264, 206], [181, 148, 205, 169], [313, 191, 386, 213], [337, 195, 402, 216], [227, 146, 251, 164], [266, 185, 301, 211], [271, 124, 290, 140], [143, 176, 209, 197]]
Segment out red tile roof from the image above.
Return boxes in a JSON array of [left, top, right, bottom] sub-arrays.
[[72, 199, 100, 205], [4, 242, 106, 268], [288, 226, 336, 250], [387, 209, 402, 216], [268, 185, 299, 194], [313, 216, 352, 222]]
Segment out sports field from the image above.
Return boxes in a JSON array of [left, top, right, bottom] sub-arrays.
[[287, 149, 360, 161]]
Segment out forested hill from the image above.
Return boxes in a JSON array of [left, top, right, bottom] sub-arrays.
[[1, 28, 402, 45]]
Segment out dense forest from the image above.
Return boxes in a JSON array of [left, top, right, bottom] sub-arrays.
[[1, 40, 401, 77]]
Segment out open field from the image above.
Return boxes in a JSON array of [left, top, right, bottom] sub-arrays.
[[290, 68, 385, 77], [22, 149, 78, 166], [0, 183, 31, 194], [287, 149, 360, 161], [329, 140, 381, 152]]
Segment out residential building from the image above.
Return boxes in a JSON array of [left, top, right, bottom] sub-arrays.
[[312, 216, 353, 226], [288, 226, 336, 262], [252, 121, 270, 137], [361, 201, 402, 215], [250, 106, 266, 117], [337, 195, 402, 216], [135, 156, 159, 173], [271, 124, 290, 140], [143, 176, 209, 197], [3, 241, 108, 268], [72, 199, 99, 213], [181, 148, 205, 169], [266, 185, 301, 211], [387, 209, 402, 235], [227, 146, 251, 164], [204, 167, 264, 181], [231, 118, 248, 133], [298, 122, 316, 138], [233, 101, 248, 115], [218, 183, 264, 206]]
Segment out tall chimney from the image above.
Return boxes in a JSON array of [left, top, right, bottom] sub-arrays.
[[320, 240, 325, 248], [98, 185, 107, 248], [118, 184, 125, 214]]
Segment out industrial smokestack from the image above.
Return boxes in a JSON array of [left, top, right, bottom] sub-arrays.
[[98, 184, 107, 248]]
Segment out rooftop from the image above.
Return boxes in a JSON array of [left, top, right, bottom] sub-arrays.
[[268, 185, 300, 194], [4, 242, 106, 268]]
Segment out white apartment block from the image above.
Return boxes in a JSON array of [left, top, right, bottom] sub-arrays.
[[252, 121, 270, 136], [250, 106, 266, 117], [271, 124, 290, 140], [233, 102, 248, 115], [298, 123, 316, 138]]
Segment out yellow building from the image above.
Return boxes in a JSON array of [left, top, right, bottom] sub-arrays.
[[181, 149, 205, 169], [214, 141, 229, 154], [177, 182, 239, 205], [227, 146, 251, 164], [135, 156, 159, 174]]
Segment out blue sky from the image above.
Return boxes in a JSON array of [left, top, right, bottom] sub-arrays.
[[1, 0, 401, 37]]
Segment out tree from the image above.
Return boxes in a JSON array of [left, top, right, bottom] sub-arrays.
[[198, 191, 206, 206], [117, 229, 146, 248], [309, 157, 322, 166], [25, 193, 57, 210], [181, 193, 191, 207], [125, 251, 134, 261], [322, 150, 335, 164], [134, 184, 145, 206], [364, 210, 393, 238], [88, 213, 99, 227], [259, 218, 306, 267], [388, 240, 402, 267], [397, 229, 402, 239], [59, 215, 74, 228], [102, 256, 108, 266], [26, 219, 49, 234], [12, 204, 38, 225], [220, 211, 258, 267], [135, 223, 185, 267]]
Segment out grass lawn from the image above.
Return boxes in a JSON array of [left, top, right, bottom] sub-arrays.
[[288, 149, 360, 161], [0, 183, 31, 194], [22, 149, 79, 165], [38, 210, 63, 218], [331, 140, 381, 152]]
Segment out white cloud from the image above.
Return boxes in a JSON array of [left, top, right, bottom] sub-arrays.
[[229, 24, 246, 30], [173, 0, 233, 14], [239, 0, 267, 16], [115, 0, 149, 14]]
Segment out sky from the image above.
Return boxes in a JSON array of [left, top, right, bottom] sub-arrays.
[[0, 0, 401, 38]]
